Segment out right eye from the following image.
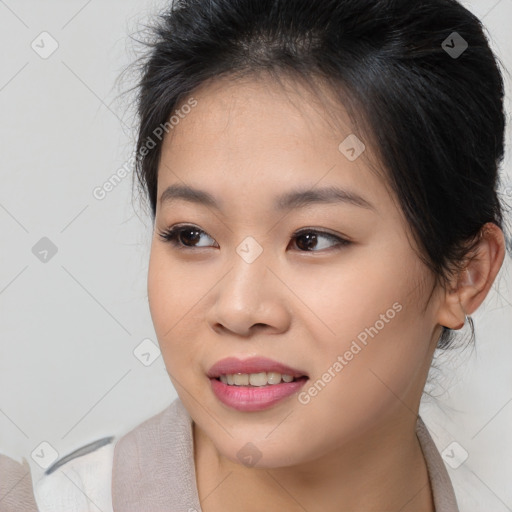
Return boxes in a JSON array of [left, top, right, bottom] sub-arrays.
[[157, 224, 219, 250]]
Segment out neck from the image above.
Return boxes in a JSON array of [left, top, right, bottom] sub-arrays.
[[193, 410, 434, 512]]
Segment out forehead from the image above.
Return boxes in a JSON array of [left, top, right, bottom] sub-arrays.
[[167, 73, 357, 151], [156, 74, 390, 213]]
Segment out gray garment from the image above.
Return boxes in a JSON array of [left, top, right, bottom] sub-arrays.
[[112, 397, 460, 512], [0, 455, 39, 512]]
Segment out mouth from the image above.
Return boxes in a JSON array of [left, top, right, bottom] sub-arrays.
[[207, 358, 310, 412]]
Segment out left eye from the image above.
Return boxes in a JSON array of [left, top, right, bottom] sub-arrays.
[[291, 228, 351, 251], [157, 225, 351, 252]]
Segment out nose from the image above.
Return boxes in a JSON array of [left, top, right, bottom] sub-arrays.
[[206, 250, 292, 338]]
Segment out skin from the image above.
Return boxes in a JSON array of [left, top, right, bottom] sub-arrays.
[[147, 74, 505, 512]]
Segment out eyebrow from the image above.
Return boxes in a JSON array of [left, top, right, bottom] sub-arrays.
[[159, 184, 376, 212]]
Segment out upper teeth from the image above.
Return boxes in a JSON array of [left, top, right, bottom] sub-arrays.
[[219, 372, 296, 386]]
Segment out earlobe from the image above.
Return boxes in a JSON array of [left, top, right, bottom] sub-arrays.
[[437, 292, 467, 331], [436, 261, 476, 331]]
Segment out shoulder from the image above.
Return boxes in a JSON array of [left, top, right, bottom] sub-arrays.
[[33, 437, 116, 512], [112, 398, 188, 480], [113, 398, 184, 459], [416, 416, 460, 512], [31, 399, 188, 512], [111, 398, 200, 511], [0, 453, 38, 512]]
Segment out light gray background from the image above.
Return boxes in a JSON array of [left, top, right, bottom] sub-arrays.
[[1, 0, 511, 509]]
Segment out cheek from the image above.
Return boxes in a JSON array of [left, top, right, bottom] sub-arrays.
[[148, 249, 177, 334], [294, 249, 431, 402], [291, 305, 431, 461], [286, 248, 414, 353], [147, 248, 201, 366], [148, 247, 202, 331]]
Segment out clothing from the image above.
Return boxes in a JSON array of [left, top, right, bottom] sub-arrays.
[[28, 397, 459, 511], [0, 455, 39, 512]]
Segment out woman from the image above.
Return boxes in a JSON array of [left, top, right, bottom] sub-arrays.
[[17, 0, 510, 510]]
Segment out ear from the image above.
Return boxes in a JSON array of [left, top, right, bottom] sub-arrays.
[[437, 222, 506, 329]]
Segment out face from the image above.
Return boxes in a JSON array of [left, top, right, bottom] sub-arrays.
[[147, 74, 443, 469]]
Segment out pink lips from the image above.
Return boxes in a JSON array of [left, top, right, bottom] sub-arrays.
[[207, 356, 309, 412]]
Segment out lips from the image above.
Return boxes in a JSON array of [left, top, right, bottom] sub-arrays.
[[207, 356, 309, 379]]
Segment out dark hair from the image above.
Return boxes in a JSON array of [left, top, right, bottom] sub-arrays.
[[129, 0, 509, 350]]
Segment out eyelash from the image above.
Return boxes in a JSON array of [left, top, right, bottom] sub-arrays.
[[157, 224, 351, 252]]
